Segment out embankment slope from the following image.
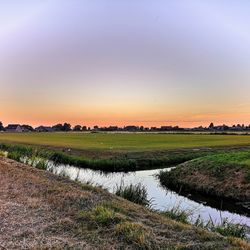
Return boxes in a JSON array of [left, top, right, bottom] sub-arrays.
[[0, 158, 248, 249]]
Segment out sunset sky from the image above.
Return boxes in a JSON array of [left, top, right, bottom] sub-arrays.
[[1, 0, 250, 127]]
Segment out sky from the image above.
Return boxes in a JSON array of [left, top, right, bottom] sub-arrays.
[[1, 0, 250, 127]]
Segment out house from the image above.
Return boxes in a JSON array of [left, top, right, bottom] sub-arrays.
[[35, 126, 54, 132], [160, 126, 173, 131], [5, 124, 24, 133]]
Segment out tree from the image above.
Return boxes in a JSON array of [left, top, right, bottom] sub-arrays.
[[52, 123, 63, 131], [0, 122, 4, 131], [209, 122, 214, 129], [73, 125, 82, 131], [21, 124, 34, 131], [82, 126, 87, 131], [62, 123, 71, 131]]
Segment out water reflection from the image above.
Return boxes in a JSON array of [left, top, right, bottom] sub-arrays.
[[50, 163, 250, 228]]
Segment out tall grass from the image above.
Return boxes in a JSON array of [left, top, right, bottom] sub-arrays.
[[115, 183, 151, 207], [1, 142, 201, 172], [0, 143, 138, 172], [162, 205, 246, 239], [194, 216, 246, 239], [48, 151, 137, 172], [0, 142, 210, 172], [162, 206, 190, 224]]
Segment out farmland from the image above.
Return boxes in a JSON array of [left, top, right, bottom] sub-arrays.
[[1, 132, 250, 151]]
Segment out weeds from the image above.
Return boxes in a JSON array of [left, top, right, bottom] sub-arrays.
[[0, 142, 212, 172], [162, 206, 190, 224], [0, 151, 7, 157], [115, 222, 147, 247], [0, 143, 138, 172], [209, 218, 246, 239], [77, 205, 124, 227], [194, 216, 246, 239], [115, 183, 151, 207], [8, 151, 22, 162], [34, 159, 49, 170]]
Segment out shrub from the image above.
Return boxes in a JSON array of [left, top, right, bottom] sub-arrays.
[[115, 183, 151, 207]]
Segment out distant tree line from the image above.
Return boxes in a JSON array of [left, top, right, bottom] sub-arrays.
[[52, 123, 88, 132], [1, 121, 250, 133]]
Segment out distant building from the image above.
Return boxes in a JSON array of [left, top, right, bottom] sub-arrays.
[[150, 127, 157, 131], [160, 126, 173, 131], [35, 126, 54, 132], [5, 124, 24, 133], [106, 126, 119, 131]]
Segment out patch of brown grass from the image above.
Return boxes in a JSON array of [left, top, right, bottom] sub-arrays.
[[0, 158, 249, 249]]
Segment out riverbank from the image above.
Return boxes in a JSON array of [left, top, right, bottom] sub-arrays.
[[0, 142, 214, 172], [0, 157, 249, 249], [159, 151, 250, 209], [2, 142, 250, 172]]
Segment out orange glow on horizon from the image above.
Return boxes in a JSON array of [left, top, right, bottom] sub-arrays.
[[2, 111, 250, 128]]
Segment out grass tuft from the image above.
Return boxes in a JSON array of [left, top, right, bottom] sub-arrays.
[[162, 206, 190, 224], [77, 205, 124, 227], [194, 216, 246, 239], [211, 219, 246, 239], [115, 222, 148, 248], [115, 183, 151, 207]]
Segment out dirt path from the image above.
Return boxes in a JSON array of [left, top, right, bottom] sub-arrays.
[[0, 157, 249, 249]]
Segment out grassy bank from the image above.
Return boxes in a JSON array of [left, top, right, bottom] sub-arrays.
[[159, 151, 250, 203], [0, 157, 249, 249], [0, 143, 212, 172]]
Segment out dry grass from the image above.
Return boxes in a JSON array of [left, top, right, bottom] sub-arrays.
[[0, 157, 248, 249]]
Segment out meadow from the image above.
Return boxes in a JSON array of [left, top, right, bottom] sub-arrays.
[[1, 132, 250, 151]]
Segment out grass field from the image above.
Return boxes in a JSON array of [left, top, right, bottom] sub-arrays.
[[1, 132, 250, 151]]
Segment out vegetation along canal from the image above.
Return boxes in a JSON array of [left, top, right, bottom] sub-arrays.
[[1, 143, 250, 239], [48, 162, 250, 238]]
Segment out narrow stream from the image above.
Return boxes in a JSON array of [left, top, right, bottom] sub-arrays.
[[49, 163, 250, 231]]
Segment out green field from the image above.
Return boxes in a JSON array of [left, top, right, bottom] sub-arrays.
[[1, 132, 250, 151], [159, 149, 250, 203]]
